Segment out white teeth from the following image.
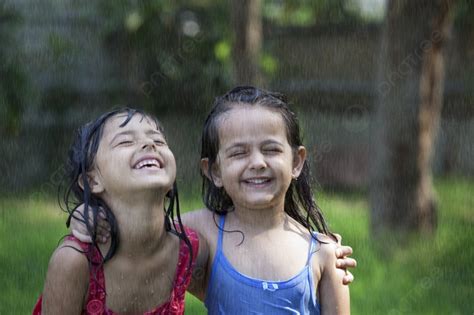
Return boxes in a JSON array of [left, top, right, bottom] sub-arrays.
[[134, 159, 160, 169], [246, 178, 268, 184]]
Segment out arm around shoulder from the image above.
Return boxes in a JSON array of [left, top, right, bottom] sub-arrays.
[[186, 230, 210, 301], [181, 209, 215, 301], [181, 208, 215, 233], [318, 242, 351, 315], [41, 240, 89, 314]]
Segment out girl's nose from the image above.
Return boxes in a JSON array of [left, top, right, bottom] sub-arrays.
[[141, 138, 156, 151], [249, 151, 267, 170]]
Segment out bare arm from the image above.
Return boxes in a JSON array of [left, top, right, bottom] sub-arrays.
[[42, 241, 89, 314], [185, 232, 209, 301], [318, 242, 351, 315], [181, 210, 212, 301]]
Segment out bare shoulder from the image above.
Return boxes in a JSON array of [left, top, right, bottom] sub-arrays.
[[42, 239, 89, 313], [313, 231, 339, 244], [313, 233, 340, 272], [45, 239, 90, 290], [313, 233, 351, 314], [48, 240, 89, 272]]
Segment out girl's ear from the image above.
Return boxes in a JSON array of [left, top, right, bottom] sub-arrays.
[[200, 158, 223, 187], [292, 146, 307, 179], [78, 171, 105, 194]]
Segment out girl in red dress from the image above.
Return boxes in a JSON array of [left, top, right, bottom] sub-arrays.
[[33, 108, 202, 314]]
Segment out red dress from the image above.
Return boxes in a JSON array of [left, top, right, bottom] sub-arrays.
[[33, 227, 199, 315]]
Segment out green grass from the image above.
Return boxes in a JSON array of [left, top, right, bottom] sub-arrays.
[[1, 177, 473, 314]]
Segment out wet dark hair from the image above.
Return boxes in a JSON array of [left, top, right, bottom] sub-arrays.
[[201, 86, 332, 237], [62, 107, 192, 264]]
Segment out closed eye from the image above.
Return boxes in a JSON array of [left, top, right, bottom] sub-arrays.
[[154, 139, 166, 145], [229, 151, 246, 158], [118, 140, 133, 146], [263, 147, 282, 154]]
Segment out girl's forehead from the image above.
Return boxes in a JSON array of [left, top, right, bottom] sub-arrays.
[[219, 105, 285, 128], [101, 113, 162, 139], [106, 113, 158, 130], [217, 105, 288, 143]]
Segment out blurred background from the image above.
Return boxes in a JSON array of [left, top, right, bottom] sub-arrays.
[[0, 0, 472, 314]]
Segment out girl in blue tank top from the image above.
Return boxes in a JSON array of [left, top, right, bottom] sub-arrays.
[[198, 86, 351, 314]]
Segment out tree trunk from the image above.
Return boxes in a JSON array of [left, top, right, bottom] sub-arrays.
[[230, 0, 263, 85], [370, 0, 455, 235]]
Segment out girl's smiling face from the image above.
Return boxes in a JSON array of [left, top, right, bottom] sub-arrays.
[[210, 105, 306, 211], [89, 113, 176, 198]]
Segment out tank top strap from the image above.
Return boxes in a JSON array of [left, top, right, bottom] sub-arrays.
[[216, 215, 226, 252], [65, 235, 107, 314], [307, 233, 320, 309], [306, 232, 318, 265]]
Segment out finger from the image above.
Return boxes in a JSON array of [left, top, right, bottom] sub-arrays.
[[72, 229, 93, 243], [342, 271, 354, 285], [336, 257, 357, 269], [333, 233, 342, 244], [97, 216, 111, 232], [94, 208, 110, 231], [96, 224, 110, 235], [98, 207, 107, 219], [82, 211, 106, 231], [98, 208, 106, 216], [96, 226, 111, 242], [335, 246, 353, 258]]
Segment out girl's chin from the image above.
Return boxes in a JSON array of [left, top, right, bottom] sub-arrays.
[[236, 198, 281, 210], [124, 183, 174, 195]]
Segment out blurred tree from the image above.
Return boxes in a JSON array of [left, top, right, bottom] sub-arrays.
[[370, 0, 456, 235], [231, 0, 263, 85]]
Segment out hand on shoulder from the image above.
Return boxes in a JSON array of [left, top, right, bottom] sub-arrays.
[[314, 232, 356, 285], [314, 240, 351, 314], [317, 241, 346, 278]]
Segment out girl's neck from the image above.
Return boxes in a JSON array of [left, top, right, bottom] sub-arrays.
[[231, 201, 287, 232], [104, 192, 168, 258]]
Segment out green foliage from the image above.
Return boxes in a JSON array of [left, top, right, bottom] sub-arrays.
[[261, 53, 278, 75], [453, 0, 474, 28], [0, 178, 472, 314], [263, 0, 367, 26], [214, 40, 231, 61]]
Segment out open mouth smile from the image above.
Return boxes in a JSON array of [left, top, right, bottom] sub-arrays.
[[133, 156, 163, 170], [242, 177, 272, 185]]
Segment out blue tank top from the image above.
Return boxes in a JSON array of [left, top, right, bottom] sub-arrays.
[[205, 215, 321, 315]]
